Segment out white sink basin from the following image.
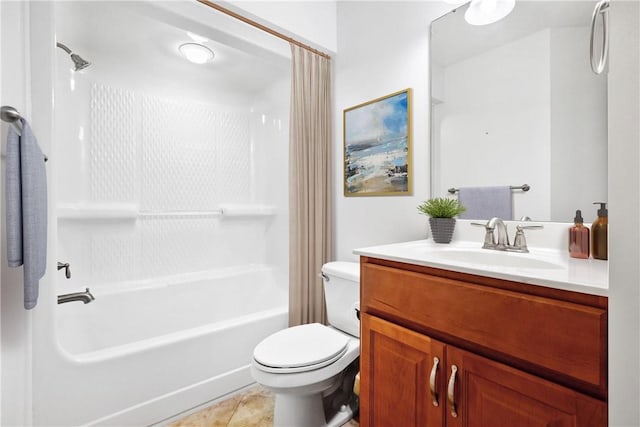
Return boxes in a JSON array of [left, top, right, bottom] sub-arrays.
[[429, 248, 564, 270]]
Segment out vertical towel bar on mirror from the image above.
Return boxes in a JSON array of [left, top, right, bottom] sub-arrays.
[[590, 0, 609, 74]]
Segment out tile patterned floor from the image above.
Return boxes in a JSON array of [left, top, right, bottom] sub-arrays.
[[169, 385, 359, 427]]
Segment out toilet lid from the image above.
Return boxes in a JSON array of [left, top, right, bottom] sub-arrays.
[[253, 323, 349, 373]]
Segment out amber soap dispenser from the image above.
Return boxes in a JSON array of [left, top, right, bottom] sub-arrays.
[[592, 202, 608, 260], [569, 210, 590, 259]]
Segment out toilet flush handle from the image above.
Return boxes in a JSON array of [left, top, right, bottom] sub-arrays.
[[319, 272, 330, 282]]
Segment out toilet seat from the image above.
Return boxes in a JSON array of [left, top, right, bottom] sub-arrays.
[[253, 323, 349, 374]]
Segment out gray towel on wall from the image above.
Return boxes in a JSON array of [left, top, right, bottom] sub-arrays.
[[458, 186, 512, 220], [6, 119, 48, 309]]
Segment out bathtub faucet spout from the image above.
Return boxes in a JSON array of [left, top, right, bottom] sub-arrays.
[[58, 288, 95, 304]]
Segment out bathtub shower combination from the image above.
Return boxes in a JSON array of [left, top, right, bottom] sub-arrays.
[[41, 2, 290, 425]]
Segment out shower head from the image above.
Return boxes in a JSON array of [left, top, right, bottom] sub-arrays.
[[56, 42, 91, 71], [70, 53, 91, 71]]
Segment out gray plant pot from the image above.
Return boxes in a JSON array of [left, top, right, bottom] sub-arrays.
[[429, 217, 456, 244]]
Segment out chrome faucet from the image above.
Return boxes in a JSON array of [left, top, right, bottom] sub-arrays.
[[472, 217, 543, 253], [58, 288, 95, 304], [487, 217, 510, 249]]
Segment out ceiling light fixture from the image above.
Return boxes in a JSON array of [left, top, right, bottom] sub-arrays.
[[178, 43, 215, 64], [465, 0, 515, 26]]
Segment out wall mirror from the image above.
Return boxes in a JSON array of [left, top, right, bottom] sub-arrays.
[[430, 1, 608, 222]]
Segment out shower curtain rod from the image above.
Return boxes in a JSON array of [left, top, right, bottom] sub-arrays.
[[197, 0, 331, 60]]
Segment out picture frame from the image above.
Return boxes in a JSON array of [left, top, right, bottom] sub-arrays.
[[343, 88, 412, 196]]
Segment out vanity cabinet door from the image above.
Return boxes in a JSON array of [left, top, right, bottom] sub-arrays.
[[445, 346, 607, 427], [361, 314, 445, 427]]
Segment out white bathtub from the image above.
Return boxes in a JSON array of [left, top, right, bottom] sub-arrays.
[[53, 266, 288, 426]]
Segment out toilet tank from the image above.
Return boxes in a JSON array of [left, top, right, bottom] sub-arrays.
[[321, 262, 360, 338]]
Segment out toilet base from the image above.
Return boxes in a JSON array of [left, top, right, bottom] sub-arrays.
[[274, 393, 325, 427], [271, 359, 359, 427]]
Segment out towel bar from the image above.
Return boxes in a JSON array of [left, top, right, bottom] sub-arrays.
[[1, 105, 48, 162], [1, 105, 23, 136], [448, 184, 530, 194]]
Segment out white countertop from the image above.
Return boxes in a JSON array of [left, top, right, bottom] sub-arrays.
[[353, 239, 609, 297]]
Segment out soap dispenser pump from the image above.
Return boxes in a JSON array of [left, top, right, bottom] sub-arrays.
[[592, 202, 608, 260], [569, 210, 589, 259]]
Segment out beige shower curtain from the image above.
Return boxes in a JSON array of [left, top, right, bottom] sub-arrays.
[[288, 44, 332, 327]]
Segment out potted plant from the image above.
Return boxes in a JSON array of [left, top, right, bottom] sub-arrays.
[[417, 197, 466, 243]]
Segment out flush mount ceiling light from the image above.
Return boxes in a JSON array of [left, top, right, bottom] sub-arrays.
[[465, 0, 515, 25], [178, 43, 215, 64]]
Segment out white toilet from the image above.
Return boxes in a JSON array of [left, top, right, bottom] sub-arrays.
[[251, 261, 360, 427]]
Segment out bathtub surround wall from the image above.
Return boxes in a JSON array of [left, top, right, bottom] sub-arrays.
[[47, 2, 291, 424], [288, 44, 332, 326], [53, 0, 291, 293], [1, 1, 294, 425], [57, 86, 267, 290]]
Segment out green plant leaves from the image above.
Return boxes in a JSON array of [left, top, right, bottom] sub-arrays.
[[417, 197, 466, 218]]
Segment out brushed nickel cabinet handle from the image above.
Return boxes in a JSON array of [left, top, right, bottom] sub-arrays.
[[429, 356, 440, 407], [447, 365, 458, 418]]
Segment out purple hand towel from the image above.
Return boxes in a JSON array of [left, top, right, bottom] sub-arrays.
[[458, 186, 512, 220], [6, 119, 48, 309]]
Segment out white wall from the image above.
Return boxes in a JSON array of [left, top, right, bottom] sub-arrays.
[[334, 1, 451, 262], [608, 1, 640, 426], [1, 2, 35, 425]]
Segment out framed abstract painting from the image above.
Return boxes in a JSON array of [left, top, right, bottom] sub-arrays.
[[343, 88, 412, 196]]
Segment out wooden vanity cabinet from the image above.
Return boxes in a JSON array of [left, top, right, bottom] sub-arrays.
[[359, 257, 608, 427], [446, 344, 606, 427], [361, 314, 445, 427]]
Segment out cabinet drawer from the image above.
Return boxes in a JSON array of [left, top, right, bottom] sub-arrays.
[[361, 263, 607, 397]]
